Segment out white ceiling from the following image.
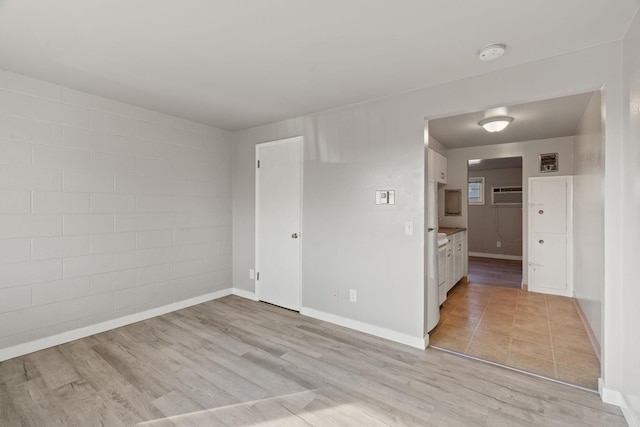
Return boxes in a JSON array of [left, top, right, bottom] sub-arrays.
[[0, 1, 637, 131], [429, 92, 596, 149]]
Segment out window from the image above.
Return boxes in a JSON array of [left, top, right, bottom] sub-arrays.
[[468, 177, 485, 205]]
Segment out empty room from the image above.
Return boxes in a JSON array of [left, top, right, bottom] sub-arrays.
[[1, 1, 639, 426]]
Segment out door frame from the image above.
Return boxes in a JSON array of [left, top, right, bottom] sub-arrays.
[[255, 136, 304, 309], [465, 156, 524, 268]]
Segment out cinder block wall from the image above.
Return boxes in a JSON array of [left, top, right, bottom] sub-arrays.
[[0, 69, 232, 353]]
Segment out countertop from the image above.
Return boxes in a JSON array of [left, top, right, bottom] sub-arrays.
[[438, 227, 467, 236]]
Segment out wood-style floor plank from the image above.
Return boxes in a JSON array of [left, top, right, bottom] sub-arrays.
[[468, 255, 522, 288], [0, 295, 626, 426]]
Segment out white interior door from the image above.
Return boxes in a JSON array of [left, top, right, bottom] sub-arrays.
[[528, 176, 573, 296], [256, 137, 302, 311]]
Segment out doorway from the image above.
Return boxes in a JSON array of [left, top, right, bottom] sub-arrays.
[[255, 136, 303, 311], [467, 156, 523, 288], [426, 91, 604, 390]]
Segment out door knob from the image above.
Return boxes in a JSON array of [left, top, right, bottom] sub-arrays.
[[539, 239, 544, 244], [291, 233, 299, 239], [538, 210, 544, 214]]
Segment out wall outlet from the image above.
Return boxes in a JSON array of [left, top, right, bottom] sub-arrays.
[[332, 290, 339, 300], [249, 269, 255, 279], [404, 221, 414, 236], [349, 289, 357, 303], [496, 241, 502, 248]]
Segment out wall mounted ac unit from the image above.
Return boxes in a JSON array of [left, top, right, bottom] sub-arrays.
[[491, 186, 522, 206]]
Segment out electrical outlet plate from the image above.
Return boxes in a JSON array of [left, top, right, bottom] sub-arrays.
[[404, 221, 414, 235], [349, 289, 357, 302]]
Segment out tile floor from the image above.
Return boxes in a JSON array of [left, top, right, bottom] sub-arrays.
[[429, 263, 600, 390]]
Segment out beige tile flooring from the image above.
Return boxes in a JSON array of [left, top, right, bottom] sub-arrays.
[[429, 281, 601, 389]]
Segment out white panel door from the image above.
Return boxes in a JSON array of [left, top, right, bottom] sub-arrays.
[[530, 235, 568, 293], [528, 176, 573, 296], [530, 178, 567, 234], [256, 137, 302, 311]]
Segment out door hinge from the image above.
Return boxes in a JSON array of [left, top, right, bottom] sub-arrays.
[[256, 272, 259, 280], [257, 160, 260, 168]]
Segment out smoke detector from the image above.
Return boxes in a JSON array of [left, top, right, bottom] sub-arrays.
[[478, 43, 506, 61]]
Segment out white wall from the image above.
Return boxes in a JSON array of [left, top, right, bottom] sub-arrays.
[[622, 10, 640, 426], [233, 107, 427, 346], [0, 70, 233, 358], [573, 91, 604, 350], [441, 136, 575, 284]]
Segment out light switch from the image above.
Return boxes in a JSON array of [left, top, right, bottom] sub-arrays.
[[375, 190, 395, 205]]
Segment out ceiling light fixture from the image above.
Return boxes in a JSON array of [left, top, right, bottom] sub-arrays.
[[478, 43, 506, 61], [479, 116, 513, 132]]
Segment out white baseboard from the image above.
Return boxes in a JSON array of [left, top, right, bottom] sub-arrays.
[[300, 306, 426, 349], [0, 288, 233, 363], [233, 291, 426, 350], [622, 402, 640, 427], [529, 286, 572, 298], [574, 298, 601, 360], [469, 252, 523, 261], [600, 382, 639, 427], [232, 288, 258, 301], [600, 380, 621, 405]]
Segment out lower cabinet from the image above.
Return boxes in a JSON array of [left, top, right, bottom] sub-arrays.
[[452, 231, 465, 287], [446, 230, 467, 295], [446, 245, 454, 293], [438, 245, 448, 305], [439, 230, 467, 305]]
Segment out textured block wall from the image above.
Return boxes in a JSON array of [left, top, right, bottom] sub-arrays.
[[0, 70, 232, 350]]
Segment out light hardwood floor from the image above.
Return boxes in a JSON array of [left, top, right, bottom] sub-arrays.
[[430, 257, 601, 390], [0, 296, 624, 426]]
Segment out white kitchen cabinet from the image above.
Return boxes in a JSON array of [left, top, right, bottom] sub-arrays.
[[443, 230, 466, 295], [428, 149, 447, 184], [439, 229, 467, 304], [438, 244, 447, 305], [445, 244, 453, 292], [452, 231, 466, 285]]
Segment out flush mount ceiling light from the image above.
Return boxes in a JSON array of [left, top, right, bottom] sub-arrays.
[[479, 116, 513, 132], [478, 43, 506, 61]]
